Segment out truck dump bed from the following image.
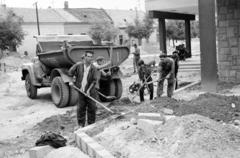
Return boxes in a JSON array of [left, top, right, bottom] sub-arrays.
[[36, 35, 129, 68]]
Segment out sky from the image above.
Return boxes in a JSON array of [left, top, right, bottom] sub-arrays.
[[1, 0, 145, 10]]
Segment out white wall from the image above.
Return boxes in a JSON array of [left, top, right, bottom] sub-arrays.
[[18, 23, 64, 56], [64, 23, 92, 35]]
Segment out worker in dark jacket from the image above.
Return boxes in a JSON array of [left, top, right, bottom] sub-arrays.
[[157, 54, 175, 98], [68, 51, 98, 128], [138, 60, 154, 102], [172, 51, 179, 89]]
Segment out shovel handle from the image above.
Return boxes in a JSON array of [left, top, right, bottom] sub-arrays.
[[71, 85, 115, 114]]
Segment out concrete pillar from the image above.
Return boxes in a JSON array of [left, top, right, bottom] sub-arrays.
[[185, 19, 192, 57], [198, 0, 218, 92], [158, 18, 167, 54]]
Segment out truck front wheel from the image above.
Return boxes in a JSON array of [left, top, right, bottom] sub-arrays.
[[51, 77, 69, 108], [25, 74, 37, 99]]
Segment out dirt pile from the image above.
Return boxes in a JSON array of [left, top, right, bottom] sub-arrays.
[[137, 93, 240, 123], [155, 114, 240, 158], [94, 114, 240, 158]]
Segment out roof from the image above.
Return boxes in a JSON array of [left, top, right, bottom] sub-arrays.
[[10, 8, 67, 23], [105, 9, 145, 28], [64, 8, 113, 24], [53, 9, 80, 23]]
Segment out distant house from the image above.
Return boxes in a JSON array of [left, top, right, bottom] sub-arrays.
[[0, 3, 112, 56]]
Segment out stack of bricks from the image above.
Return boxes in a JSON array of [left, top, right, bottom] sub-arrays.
[[217, 0, 240, 82]]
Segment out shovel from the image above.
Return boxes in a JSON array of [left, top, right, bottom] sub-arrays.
[[97, 91, 116, 100], [71, 85, 115, 114]]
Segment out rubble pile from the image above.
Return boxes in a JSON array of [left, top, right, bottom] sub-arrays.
[[137, 93, 240, 123], [94, 114, 240, 158]]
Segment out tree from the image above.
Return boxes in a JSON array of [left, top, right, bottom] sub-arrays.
[[125, 13, 154, 45], [166, 20, 199, 47], [142, 13, 154, 43], [0, 10, 25, 51], [88, 22, 119, 45]]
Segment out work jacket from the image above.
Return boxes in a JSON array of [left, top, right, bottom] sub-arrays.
[[68, 62, 97, 97]]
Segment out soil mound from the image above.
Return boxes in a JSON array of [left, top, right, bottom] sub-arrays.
[[155, 114, 240, 158], [94, 114, 240, 158], [137, 93, 240, 123]]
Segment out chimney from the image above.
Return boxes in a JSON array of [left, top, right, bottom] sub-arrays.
[[0, 4, 6, 9], [64, 1, 68, 9]]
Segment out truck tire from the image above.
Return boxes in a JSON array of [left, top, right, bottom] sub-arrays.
[[51, 77, 69, 108], [114, 79, 123, 99], [99, 80, 115, 102], [25, 74, 37, 99], [68, 85, 78, 106]]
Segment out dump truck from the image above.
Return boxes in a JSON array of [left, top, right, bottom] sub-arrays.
[[21, 35, 129, 108]]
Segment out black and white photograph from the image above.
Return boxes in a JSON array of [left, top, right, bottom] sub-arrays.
[[0, 0, 240, 157]]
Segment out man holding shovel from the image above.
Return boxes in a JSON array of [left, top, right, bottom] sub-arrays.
[[69, 51, 98, 128], [157, 54, 175, 98], [138, 60, 154, 102]]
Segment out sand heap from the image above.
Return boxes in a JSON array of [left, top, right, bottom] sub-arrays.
[[155, 114, 240, 158], [94, 114, 240, 158]]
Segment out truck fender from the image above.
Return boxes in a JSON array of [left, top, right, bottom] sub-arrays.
[[50, 68, 73, 83], [21, 63, 41, 86]]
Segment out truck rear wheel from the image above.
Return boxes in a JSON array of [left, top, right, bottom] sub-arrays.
[[99, 80, 115, 102], [114, 79, 122, 99], [25, 74, 37, 99], [68, 85, 78, 106], [51, 77, 69, 108]]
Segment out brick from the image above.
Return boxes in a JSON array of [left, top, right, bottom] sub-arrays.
[[218, 21, 228, 27], [231, 47, 239, 55], [228, 20, 239, 26], [219, 7, 227, 14], [227, 27, 235, 37], [219, 41, 229, 47], [162, 108, 174, 115], [138, 112, 166, 121], [219, 48, 230, 55], [45, 147, 89, 158], [87, 142, 105, 158], [234, 10, 240, 18], [96, 150, 115, 158], [227, 13, 234, 19], [229, 38, 238, 47], [230, 70, 236, 77], [218, 34, 227, 41], [29, 146, 54, 158], [218, 28, 227, 34], [138, 119, 163, 136]]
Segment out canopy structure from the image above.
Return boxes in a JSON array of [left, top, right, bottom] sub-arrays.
[[146, 0, 218, 92]]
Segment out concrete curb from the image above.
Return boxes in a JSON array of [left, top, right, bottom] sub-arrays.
[[174, 80, 200, 94], [74, 114, 123, 158], [74, 131, 114, 158]]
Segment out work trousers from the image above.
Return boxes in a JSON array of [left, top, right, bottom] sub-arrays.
[[77, 92, 97, 127], [139, 77, 154, 102], [133, 57, 140, 73], [157, 73, 175, 97]]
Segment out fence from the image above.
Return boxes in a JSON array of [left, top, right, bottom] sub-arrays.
[[0, 62, 19, 72]]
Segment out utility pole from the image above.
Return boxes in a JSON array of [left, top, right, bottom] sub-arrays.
[[33, 2, 40, 35]]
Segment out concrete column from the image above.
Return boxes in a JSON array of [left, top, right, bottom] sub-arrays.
[[198, 0, 218, 92], [158, 18, 167, 54], [185, 19, 192, 57]]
